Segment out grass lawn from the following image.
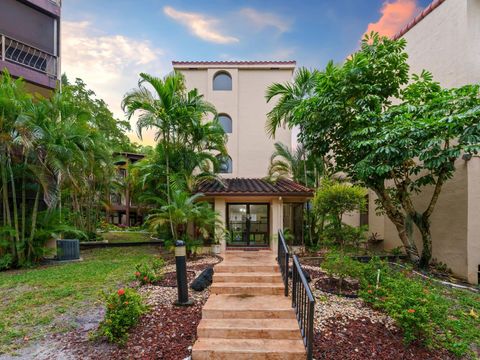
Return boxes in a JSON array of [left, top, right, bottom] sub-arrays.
[[0, 246, 162, 354], [101, 231, 154, 243]]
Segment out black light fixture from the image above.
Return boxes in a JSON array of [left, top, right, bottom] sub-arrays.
[[174, 240, 193, 306]]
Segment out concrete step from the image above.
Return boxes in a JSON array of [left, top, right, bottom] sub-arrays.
[[203, 295, 295, 319], [197, 318, 301, 340], [211, 282, 285, 295], [215, 264, 280, 273], [213, 272, 283, 283], [192, 338, 306, 360]]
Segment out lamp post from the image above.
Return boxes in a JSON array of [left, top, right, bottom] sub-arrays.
[[174, 240, 193, 306]]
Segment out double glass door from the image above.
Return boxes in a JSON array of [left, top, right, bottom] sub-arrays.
[[227, 203, 269, 246]]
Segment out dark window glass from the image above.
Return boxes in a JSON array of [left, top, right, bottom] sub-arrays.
[[217, 155, 232, 173], [213, 72, 232, 91], [218, 114, 232, 133]]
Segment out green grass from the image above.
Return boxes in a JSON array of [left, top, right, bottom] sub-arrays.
[[101, 231, 153, 243], [0, 246, 161, 354]]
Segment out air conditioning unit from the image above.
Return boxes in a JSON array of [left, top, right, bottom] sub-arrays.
[[56, 239, 80, 261]]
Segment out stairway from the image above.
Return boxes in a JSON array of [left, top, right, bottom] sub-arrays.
[[192, 250, 306, 360]]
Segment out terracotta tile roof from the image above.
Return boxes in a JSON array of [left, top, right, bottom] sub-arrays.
[[392, 0, 446, 40], [196, 178, 313, 197], [172, 60, 296, 66]]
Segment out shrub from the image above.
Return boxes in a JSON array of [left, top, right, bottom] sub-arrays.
[[0, 253, 13, 271], [135, 258, 164, 285], [320, 254, 479, 356], [97, 288, 147, 344]]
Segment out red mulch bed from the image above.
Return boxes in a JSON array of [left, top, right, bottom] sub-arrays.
[[154, 270, 196, 287], [111, 303, 203, 360], [313, 316, 455, 360]]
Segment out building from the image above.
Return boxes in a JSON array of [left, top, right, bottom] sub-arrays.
[[0, 0, 61, 96], [366, 0, 480, 284], [107, 152, 146, 227], [173, 61, 313, 252]]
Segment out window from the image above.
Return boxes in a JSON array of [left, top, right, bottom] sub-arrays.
[[213, 71, 232, 91], [218, 114, 232, 133], [217, 155, 232, 173]]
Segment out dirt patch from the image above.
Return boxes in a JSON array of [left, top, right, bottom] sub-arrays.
[[313, 316, 455, 360]]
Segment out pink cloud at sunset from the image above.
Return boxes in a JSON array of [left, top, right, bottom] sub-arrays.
[[366, 0, 422, 38]]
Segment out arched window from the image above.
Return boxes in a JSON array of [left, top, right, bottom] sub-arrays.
[[213, 71, 232, 91], [218, 114, 232, 133], [217, 155, 232, 173]]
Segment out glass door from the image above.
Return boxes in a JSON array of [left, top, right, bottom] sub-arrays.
[[227, 203, 269, 246]]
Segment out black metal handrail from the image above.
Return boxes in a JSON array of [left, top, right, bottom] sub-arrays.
[[292, 254, 315, 360], [277, 230, 289, 296]]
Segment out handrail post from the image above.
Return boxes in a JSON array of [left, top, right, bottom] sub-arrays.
[[1, 35, 5, 61], [284, 250, 289, 296]]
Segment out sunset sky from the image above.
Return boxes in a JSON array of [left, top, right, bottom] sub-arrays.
[[61, 0, 432, 145]]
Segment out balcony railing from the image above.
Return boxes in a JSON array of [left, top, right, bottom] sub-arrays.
[[1, 34, 57, 78], [277, 229, 290, 296]]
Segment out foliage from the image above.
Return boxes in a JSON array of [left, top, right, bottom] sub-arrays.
[[122, 72, 226, 239], [313, 179, 367, 248], [134, 258, 164, 285], [0, 70, 133, 268], [266, 32, 480, 267], [0, 246, 159, 353], [320, 254, 480, 356], [147, 190, 219, 250], [97, 287, 147, 344]]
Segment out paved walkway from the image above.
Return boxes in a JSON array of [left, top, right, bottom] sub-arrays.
[[192, 250, 306, 359]]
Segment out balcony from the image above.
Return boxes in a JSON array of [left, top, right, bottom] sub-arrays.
[[1, 34, 57, 77]]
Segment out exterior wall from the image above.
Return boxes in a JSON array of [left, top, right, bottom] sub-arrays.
[[371, 0, 480, 283], [177, 65, 293, 178]]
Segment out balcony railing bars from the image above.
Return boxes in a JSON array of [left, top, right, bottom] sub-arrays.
[[1, 34, 57, 77], [277, 229, 290, 296]]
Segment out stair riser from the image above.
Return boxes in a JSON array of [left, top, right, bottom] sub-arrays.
[[211, 287, 284, 296], [215, 265, 280, 273], [213, 275, 283, 283], [192, 350, 305, 360], [203, 309, 296, 319], [198, 328, 301, 340]]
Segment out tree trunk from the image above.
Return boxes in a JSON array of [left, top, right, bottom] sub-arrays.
[[28, 187, 40, 261], [372, 186, 420, 262], [412, 215, 432, 268], [7, 154, 20, 262]]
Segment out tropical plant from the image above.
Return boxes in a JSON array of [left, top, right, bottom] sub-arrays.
[[265, 32, 480, 267], [122, 72, 226, 238]]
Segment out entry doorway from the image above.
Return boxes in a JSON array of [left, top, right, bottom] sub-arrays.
[[226, 203, 269, 247]]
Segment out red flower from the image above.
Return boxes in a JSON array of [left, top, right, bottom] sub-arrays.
[[124, 301, 129, 305], [407, 309, 416, 313], [144, 276, 148, 281], [367, 290, 373, 294], [117, 288, 125, 296], [135, 271, 141, 277]]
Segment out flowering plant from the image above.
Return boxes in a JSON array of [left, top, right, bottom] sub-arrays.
[[97, 287, 147, 344], [134, 258, 164, 285]]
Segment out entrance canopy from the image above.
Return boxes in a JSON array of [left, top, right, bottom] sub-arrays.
[[196, 178, 313, 197]]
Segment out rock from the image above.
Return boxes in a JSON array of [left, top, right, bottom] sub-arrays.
[[190, 267, 214, 291]]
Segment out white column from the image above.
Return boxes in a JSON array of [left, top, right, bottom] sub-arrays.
[[214, 197, 227, 254]]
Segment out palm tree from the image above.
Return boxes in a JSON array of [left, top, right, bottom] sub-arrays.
[[265, 67, 319, 138], [122, 72, 223, 238]]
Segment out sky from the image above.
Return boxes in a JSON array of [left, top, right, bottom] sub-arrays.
[[61, 0, 432, 145]]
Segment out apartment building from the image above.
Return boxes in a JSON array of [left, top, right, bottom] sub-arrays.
[[173, 61, 313, 252], [0, 0, 61, 96]]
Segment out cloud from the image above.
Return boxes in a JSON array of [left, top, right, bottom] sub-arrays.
[[239, 8, 291, 34], [61, 21, 168, 145], [365, 0, 421, 38], [163, 6, 239, 44]]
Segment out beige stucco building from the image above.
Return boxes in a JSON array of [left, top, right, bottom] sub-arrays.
[[173, 61, 312, 253], [367, 0, 480, 284]]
